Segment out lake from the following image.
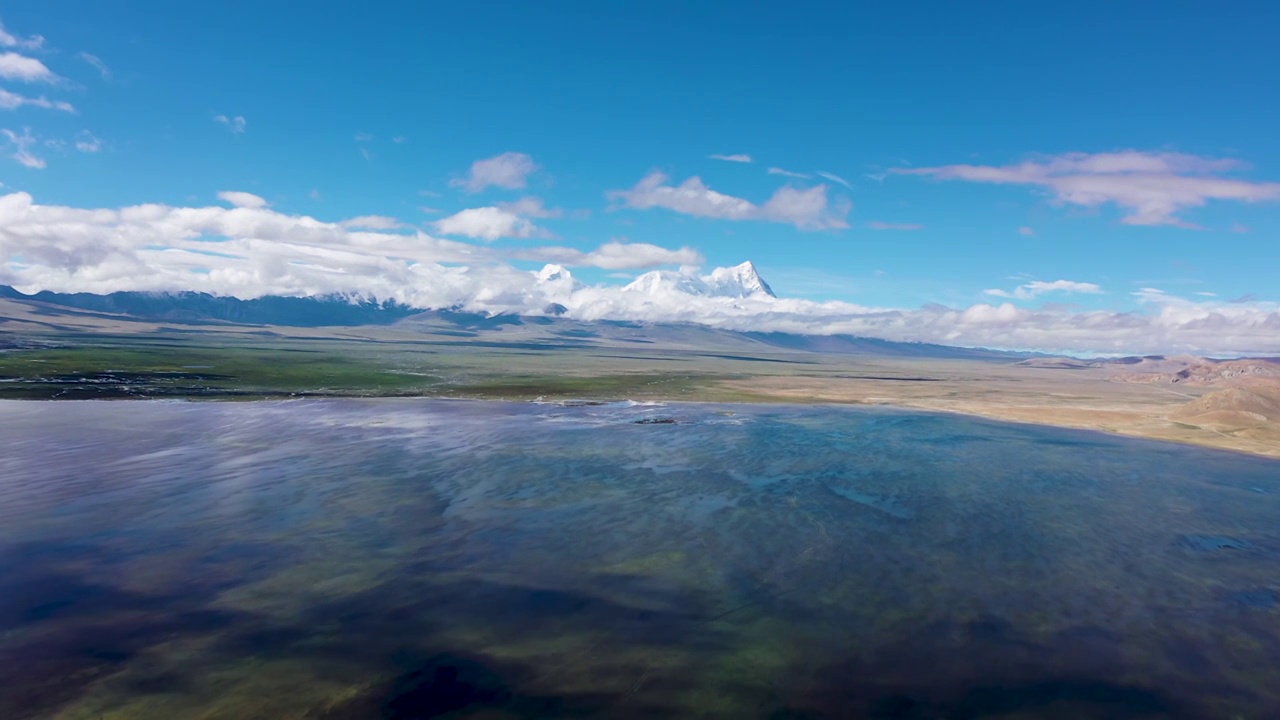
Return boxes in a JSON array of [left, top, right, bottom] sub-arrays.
[[1, 399, 1278, 719]]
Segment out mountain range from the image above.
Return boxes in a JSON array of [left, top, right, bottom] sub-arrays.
[[0, 261, 1024, 362]]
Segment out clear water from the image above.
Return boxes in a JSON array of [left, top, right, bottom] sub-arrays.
[[1, 399, 1278, 719]]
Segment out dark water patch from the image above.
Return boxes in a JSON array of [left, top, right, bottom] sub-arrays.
[[634, 416, 678, 424], [1228, 589, 1278, 609], [319, 652, 620, 719], [0, 606, 245, 720], [1177, 534, 1253, 552], [699, 353, 816, 364]]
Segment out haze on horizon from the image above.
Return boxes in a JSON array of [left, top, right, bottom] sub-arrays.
[[0, 3, 1278, 355]]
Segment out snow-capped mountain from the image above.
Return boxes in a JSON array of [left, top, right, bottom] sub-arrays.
[[704, 261, 776, 298], [623, 261, 776, 299], [535, 264, 573, 283]]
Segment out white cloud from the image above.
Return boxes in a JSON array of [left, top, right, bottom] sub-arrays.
[[768, 167, 811, 179], [896, 151, 1280, 228], [74, 131, 101, 153], [1018, 226, 1035, 236], [78, 52, 111, 80], [354, 131, 373, 142], [709, 153, 753, 163], [0, 88, 73, 112], [497, 196, 561, 218], [0, 20, 44, 50], [434, 196, 562, 241], [607, 171, 850, 230], [2, 127, 44, 168], [213, 114, 246, 135], [0, 191, 697, 307], [451, 151, 538, 193], [217, 191, 269, 209], [867, 221, 923, 231], [392, 136, 406, 143], [339, 215, 403, 230], [434, 206, 548, 241], [815, 171, 852, 189], [0, 51, 59, 83], [984, 279, 1105, 300], [524, 241, 702, 270]]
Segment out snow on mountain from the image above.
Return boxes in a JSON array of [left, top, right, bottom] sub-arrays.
[[623, 261, 776, 299], [704, 261, 776, 298], [536, 264, 573, 283]]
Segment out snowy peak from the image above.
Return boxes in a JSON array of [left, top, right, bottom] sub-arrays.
[[623, 261, 776, 299], [623, 270, 708, 297], [705, 261, 775, 298], [535, 264, 572, 283]]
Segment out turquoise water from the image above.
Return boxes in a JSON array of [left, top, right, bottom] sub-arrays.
[[1, 399, 1278, 719]]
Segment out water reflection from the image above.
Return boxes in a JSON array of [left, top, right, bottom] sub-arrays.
[[1, 398, 1278, 718]]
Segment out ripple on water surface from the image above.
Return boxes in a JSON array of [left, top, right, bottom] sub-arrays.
[[1, 398, 1279, 719]]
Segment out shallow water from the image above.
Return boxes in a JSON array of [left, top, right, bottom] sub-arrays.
[[1, 398, 1279, 719]]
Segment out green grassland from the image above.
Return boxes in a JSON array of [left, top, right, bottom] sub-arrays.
[[0, 333, 757, 402]]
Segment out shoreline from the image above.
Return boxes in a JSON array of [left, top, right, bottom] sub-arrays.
[[4, 389, 1280, 462]]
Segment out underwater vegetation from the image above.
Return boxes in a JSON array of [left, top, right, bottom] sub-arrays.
[[2, 399, 1279, 718]]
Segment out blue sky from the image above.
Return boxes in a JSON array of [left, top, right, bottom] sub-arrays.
[[1, 3, 1278, 353]]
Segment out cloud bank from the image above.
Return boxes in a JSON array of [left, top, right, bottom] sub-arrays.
[[2, 191, 1278, 355]]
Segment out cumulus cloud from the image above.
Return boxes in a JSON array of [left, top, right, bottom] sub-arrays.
[[434, 206, 550, 241], [0, 20, 44, 50], [895, 151, 1280, 227], [607, 171, 850, 230], [78, 52, 110, 80], [2, 127, 44, 168], [0, 192, 700, 309], [984, 279, 1104, 300], [815, 171, 852, 189], [497, 196, 561, 219], [214, 114, 246, 135], [0, 88, 73, 113], [0, 51, 59, 83], [709, 153, 753, 163], [217, 191, 269, 209], [867, 221, 922, 231], [451, 151, 538, 193], [768, 167, 811, 179]]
